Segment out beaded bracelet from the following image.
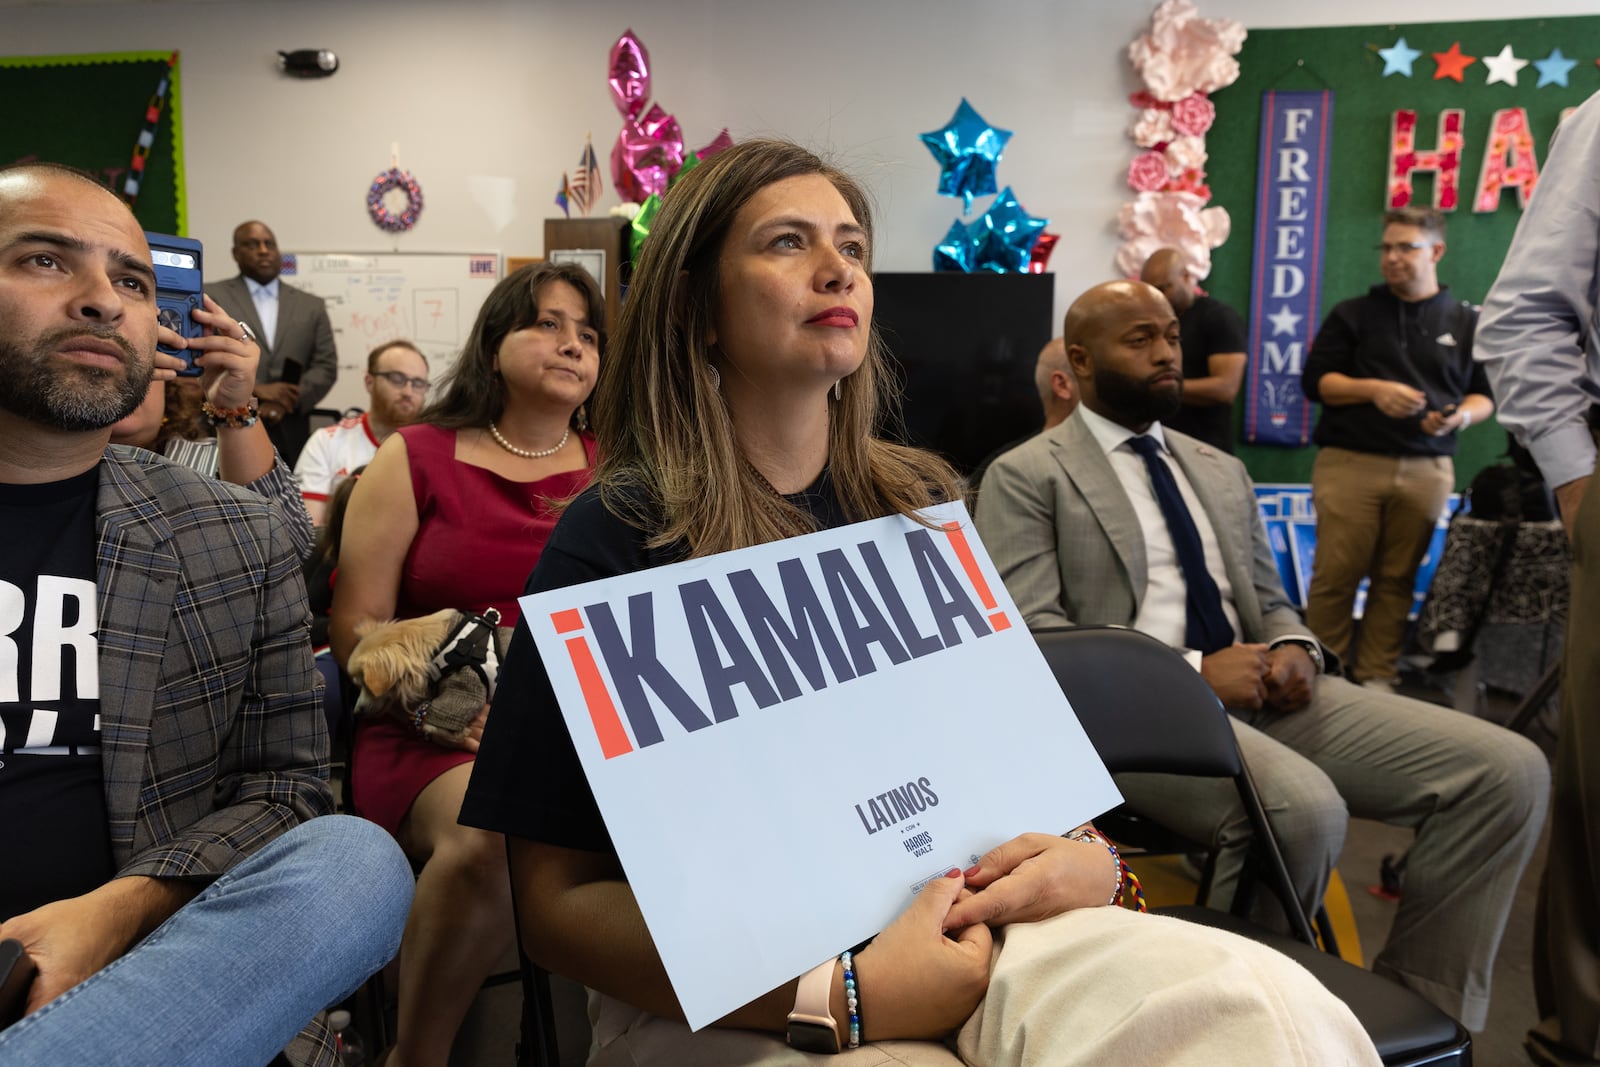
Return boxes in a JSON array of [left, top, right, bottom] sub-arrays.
[[1067, 828, 1147, 911], [409, 701, 432, 735], [840, 950, 861, 1049], [201, 397, 260, 429]]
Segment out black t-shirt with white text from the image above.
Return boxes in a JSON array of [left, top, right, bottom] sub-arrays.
[[0, 467, 114, 920]]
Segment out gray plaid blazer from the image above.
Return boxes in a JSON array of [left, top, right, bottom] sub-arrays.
[[974, 412, 1304, 643], [96, 446, 336, 1065]]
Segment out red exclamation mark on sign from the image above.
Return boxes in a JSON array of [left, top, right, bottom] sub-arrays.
[[550, 608, 634, 759], [940, 521, 1010, 632]]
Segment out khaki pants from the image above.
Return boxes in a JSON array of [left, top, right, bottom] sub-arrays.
[[1306, 447, 1454, 684], [585, 907, 1380, 1066]]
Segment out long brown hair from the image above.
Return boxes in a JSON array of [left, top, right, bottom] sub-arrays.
[[420, 261, 604, 431], [593, 138, 960, 556]]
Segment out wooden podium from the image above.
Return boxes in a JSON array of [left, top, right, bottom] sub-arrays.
[[543, 217, 629, 336]]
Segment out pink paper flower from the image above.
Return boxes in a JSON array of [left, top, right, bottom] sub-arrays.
[[1169, 93, 1216, 137], [1128, 0, 1246, 102], [1165, 135, 1208, 174], [1130, 108, 1176, 148], [1115, 190, 1230, 278], [1127, 151, 1171, 192]]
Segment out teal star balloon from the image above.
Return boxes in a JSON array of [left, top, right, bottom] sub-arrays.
[[969, 187, 1049, 273], [1533, 47, 1578, 88], [920, 98, 1013, 214], [1377, 36, 1422, 77]]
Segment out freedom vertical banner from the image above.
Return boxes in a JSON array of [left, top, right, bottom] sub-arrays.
[[521, 502, 1121, 1029], [1245, 89, 1333, 446]]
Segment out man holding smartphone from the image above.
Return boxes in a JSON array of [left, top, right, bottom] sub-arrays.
[[0, 162, 411, 1066]]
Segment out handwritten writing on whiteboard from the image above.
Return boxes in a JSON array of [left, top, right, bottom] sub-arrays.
[[282, 253, 499, 414]]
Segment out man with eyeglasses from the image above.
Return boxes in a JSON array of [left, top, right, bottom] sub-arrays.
[[294, 339, 429, 525], [1300, 207, 1494, 692]]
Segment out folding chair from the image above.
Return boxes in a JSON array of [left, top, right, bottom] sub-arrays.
[[1033, 625, 1471, 1067]]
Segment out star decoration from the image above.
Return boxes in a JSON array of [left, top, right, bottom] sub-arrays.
[[1267, 305, 1304, 336], [1483, 45, 1530, 87], [919, 98, 1013, 214], [968, 187, 1049, 273], [1378, 37, 1422, 78], [1533, 48, 1579, 88], [1432, 42, 1477, 83]]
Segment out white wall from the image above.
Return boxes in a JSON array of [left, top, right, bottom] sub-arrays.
[[12, 0, 1598, 320]]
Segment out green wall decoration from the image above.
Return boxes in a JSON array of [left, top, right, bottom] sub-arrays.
[[1206, 16, 1600, 487], [1, 51, 186, 236]]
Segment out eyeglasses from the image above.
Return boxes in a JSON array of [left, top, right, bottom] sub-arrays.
[[373, 370, 431, 392], [1376, 241, 1432, 255]]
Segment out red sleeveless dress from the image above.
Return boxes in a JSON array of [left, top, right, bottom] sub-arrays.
[[350, 423, 597, 835]]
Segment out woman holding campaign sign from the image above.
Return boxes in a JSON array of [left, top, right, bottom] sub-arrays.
[[330, 261, 602, 1067], [460, 140, 1377, 1064]]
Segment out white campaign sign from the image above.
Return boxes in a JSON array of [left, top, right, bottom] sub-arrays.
[[520, 501, 1121, 1030]]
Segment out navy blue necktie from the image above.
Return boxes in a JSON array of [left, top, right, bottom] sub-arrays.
[[1126, 434, 1235, 655]]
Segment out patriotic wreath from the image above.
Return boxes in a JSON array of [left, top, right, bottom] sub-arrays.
[[367, 167, 423, 233]]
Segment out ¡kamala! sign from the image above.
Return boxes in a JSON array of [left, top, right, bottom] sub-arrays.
[[520, 501, 1121, 1029]]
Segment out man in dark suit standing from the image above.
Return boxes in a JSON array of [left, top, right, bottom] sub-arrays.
[[206, 220, 336, 464]]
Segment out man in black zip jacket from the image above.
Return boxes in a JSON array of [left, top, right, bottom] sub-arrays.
[[1301, 207, 1494, 690]]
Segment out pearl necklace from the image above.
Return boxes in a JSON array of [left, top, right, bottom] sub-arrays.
[[487, 421, 569, 459]]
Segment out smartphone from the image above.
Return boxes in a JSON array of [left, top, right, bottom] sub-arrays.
[[144, 231, 205, 377], [0, 938, 36, 1028]]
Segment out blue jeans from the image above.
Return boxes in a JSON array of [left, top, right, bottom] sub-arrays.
[[0, 814, 413, 1065]]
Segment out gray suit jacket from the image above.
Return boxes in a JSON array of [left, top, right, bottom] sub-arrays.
[[974, 411, 1305, 646], [205, 275, 338, 414], [96, 446, 335, 1066], [95, 446, 332, 877]]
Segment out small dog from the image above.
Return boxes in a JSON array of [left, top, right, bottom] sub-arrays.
[[347, 608, 508, 742]]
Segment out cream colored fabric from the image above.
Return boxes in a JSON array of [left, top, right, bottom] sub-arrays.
[[583, 906, 1380, 1066]]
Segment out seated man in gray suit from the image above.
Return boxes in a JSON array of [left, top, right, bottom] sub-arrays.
[[0, 163, 409, 1065], [206, 220, 337, 465], [975, 278, 1548, 1031]]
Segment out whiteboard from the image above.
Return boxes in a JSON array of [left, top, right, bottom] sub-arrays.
[[281, 251, 501, 414]]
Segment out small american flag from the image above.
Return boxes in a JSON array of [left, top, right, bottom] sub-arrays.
[[569, 134, 603, 216]]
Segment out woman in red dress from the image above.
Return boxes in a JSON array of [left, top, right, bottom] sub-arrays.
[[331, 261, 602, 1067]]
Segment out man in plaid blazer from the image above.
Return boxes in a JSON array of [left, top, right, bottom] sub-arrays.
[[0, 163, 411, 1066], [976, 279, 1549, 1032]]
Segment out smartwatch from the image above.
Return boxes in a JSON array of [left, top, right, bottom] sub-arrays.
[[1271, 637, 1325, 674], [787, 957, 841, 1053]]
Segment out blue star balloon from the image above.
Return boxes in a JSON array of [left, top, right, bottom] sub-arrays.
[[969, 187, 1049, 273], [933, 219, 976, 272], [920, 98, 1013, 214]]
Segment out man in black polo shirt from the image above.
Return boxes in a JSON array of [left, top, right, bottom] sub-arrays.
[[1301, 208, 1494, 690], [1141, 247, 1248, 453]]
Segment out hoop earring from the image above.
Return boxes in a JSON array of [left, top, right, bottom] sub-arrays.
[[709, 365, 722, 391], [833, 377, 844, 402]]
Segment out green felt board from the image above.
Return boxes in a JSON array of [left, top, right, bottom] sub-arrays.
[[1, 52, 185, 236], [1206, 16, 1600, 488]]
